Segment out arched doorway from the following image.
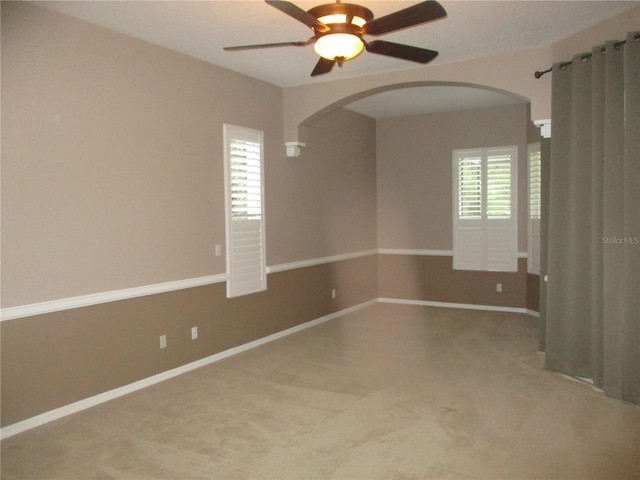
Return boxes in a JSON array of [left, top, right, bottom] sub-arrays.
[[296, 81, 530, 145]]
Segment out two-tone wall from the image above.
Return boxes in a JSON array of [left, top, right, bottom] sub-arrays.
[[2, 1, 561, 434], [375, 105, 537, 309], [1, 257, 378, 428], [1, 2, 378, 430]]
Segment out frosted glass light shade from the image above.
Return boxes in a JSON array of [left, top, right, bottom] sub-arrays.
[[314, 33, 364, 60]]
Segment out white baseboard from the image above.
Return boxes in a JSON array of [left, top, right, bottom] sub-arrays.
[[0, 299, 376, 440], [378, 297, 537, 316]]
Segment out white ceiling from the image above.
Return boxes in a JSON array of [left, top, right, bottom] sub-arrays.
[[33, 0, 639, 117]]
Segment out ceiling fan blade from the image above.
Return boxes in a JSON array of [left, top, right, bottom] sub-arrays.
[[366, 40, 438, 64], [266, 0, 329, 32], [364, 1, 446, 36], [224, 40, 310, 51], [311, 57, 336, 76]]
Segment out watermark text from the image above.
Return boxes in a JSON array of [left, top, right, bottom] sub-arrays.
[[602, 236, 639, 245]]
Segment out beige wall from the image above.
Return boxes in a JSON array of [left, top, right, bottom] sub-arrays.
[[551, 6, 640, 62], [376, 104, 529, 252], [375, 104, 532, 310], [1, 2, 282, 307], [267, 108, 377, 266], [1, 3, 378, 308], [379, 256, 528, 309]]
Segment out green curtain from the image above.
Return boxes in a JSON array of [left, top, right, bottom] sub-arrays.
[[543, 32, 640, 404], [538, 137, 550, 352]]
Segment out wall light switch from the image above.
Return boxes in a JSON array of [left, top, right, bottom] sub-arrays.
[[191, 326, 198, 340], [215, 244, 222, 256], [496, 283, 502, 293], [160, 335, 167, 349]]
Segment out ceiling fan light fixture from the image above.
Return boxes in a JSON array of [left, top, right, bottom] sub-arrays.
[[350, 16, 367, 28], [314, 33, 364, 60], [225, 1, 447, 77], [317, 13, 368, 27]]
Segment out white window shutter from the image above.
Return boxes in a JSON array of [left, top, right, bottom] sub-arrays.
[[454, 150, 484, 270], [224, 125, 266, 298], [457, 153, 482, 220], [486, 219, 517, 271], [486, 147, 517, 271], [529, 218, 541, 274], [453, 146, 517, 272], [528, 143, 542, 274], [486, 150, 513, 219], [454, 220, 485, 270], [228, 219, 265, 297]]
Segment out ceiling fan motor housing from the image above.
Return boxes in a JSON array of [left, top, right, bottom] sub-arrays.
[[307, 3, 374, 27], [308, 3, 373, 60]]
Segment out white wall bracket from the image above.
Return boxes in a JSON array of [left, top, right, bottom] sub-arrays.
[[534, 119, 551, 138], [285, 141, 305, 157]]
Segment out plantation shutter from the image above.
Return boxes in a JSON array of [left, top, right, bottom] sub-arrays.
[[224, 125, 266, 297], [453, 146, 517, 272], [454, 150, 484, 270], [486, 147, 517, 271], [528, 143, 541, 274]]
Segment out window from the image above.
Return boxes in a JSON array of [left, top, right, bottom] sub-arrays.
[[223, 124, 266, 297], [453, 146, 518, 272], [527, 143, 541, 274]]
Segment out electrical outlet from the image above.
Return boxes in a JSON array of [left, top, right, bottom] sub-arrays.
[[191, 326, 198, 340], [331, 289, 336, 299], [159, 335, 167, 349], [496, 283, 502, 293], [215, 244, 222, 256]]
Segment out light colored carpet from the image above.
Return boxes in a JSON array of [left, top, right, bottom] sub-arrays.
[[2, 303, 639, 479]]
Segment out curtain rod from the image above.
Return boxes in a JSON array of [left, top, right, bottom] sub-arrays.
[[534, 33, 640, 78]]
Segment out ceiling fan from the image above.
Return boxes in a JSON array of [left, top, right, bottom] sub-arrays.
[[224, 0, 447, 76]]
